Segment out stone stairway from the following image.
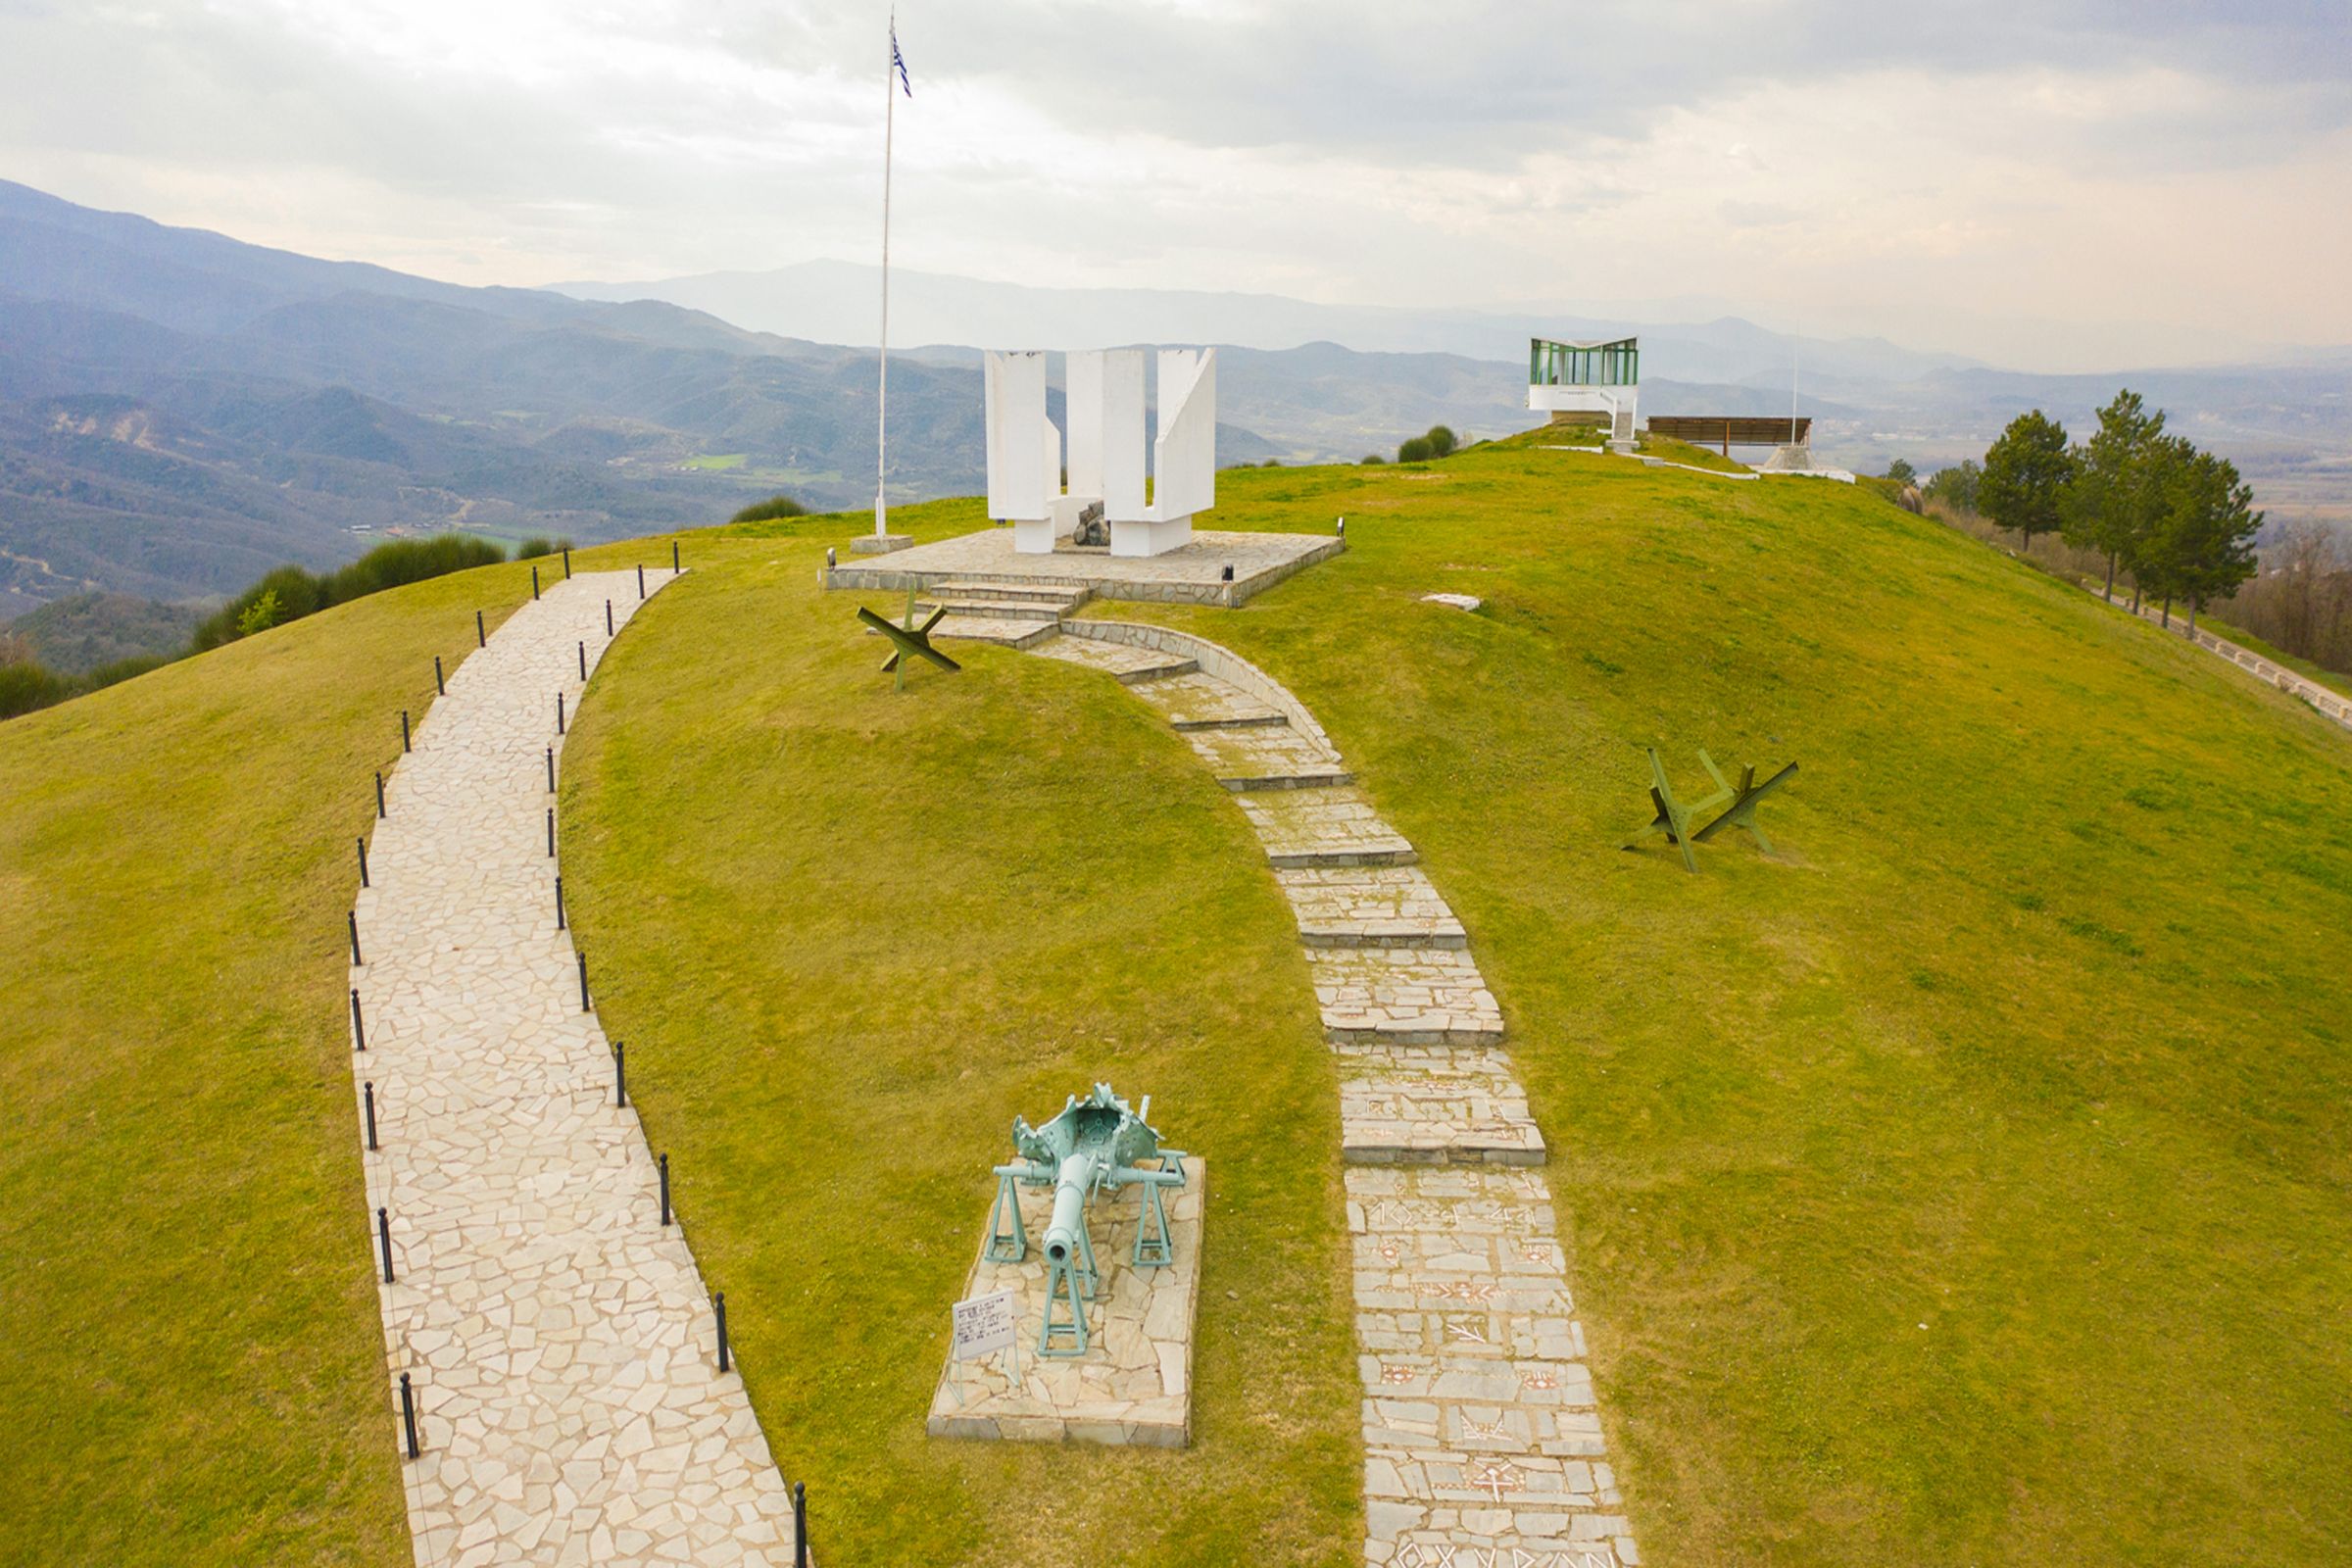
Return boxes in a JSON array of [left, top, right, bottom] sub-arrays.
[[1015, 623, 1641, 1568]]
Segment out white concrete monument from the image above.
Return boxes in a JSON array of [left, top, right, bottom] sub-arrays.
[[984, 347, 1217, 558]]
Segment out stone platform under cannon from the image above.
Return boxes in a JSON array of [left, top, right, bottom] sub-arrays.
[[927, 1156, 1205, 1447]]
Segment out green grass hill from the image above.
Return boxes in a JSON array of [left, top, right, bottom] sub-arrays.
[[2, 440, 2347, 1566]]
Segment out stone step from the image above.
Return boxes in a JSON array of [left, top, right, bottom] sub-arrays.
[[1336, 1044, 1545, 1166], [1309, 947, 1501, 1044], [913, 598, 1064, 622], [1236, 787, 1417, 868], [1277, 864, 1467, 949], [1124, 670, 1289, 731], [1029, 637, 1200, 684], [930, 578, 1091, 607], [1183, 726, 1355, 793], [867, 614, 1057, 650]]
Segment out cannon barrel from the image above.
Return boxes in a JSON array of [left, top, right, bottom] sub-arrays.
[[1044, 1152, 1099, 1262]]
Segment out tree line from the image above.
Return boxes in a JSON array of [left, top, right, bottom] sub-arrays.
[[0, 532, 571, 722], [1965, 390, 2263, 635]]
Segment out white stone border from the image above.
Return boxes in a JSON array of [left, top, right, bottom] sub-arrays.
[[1062, 619, 1338, 754]]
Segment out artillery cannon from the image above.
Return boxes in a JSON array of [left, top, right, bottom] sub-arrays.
[[985, 1084, 1187, 1357]]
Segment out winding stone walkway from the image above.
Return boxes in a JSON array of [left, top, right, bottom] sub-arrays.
[[353, 569, 802, 1568], [1019, 622, 1642, 1568]]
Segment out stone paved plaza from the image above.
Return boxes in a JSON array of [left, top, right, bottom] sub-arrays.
[[825, 524, 1343, 608], [1019, 620, 1642, 1568], [355, 568, 803, 1567]]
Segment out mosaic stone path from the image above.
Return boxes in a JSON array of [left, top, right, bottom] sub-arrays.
[[1020, 624, 1642, 1568], [353, 569, 804, 1568]]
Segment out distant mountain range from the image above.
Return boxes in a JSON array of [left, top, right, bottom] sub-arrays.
[[561, 261, 2352, 530], [553, 259, 1983, 389], [3, 178, 2346, 624]]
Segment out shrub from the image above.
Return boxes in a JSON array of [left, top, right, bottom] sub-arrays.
[[1425, 425, 1458, 458], [514, 537, 556, 560], [1886, 457, 1918, 484], [1398, 437, 1435, 464], [237, 589, 282, 638], [1361, 454, 1387, 466], [83, 655, 170, 692], [0, 659, 70, 720], [195, 565, 326, 651], [731, 494, 808, 523], [331, 535, 508, 599]]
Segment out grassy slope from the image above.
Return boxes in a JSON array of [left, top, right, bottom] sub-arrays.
[[1110, 448, 2352, 1565], [0, 560, 561, 1565], [555, 501, 1359, 1565], [8, 439, 2349, 1566]]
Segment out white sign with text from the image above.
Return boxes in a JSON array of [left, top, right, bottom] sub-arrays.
[[951, 1288, 1018, 1362]]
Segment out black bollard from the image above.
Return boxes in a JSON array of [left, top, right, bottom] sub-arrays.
[[357, 836, 369, 888], [793, 1482, 808, 1567], [613, 1042, 626, 1107], [351, 988, 366, 1052], [531, 564, 540, 601], [563, 547, 571, 579], [577, 952, 590, 1013], [636, 564, 645, 599], [401, 710, 411, 753], [557, 692, 565, 735], [434, 656, 444, 696], [400, 1372, 419, 1459], [374, 770, 386, 818], [1221, 564, 1235, 583], [715, 1291, 730, 1372], [659, 1152, 670, 1226], [349, 911, 364, 966], [547, 808, 556, 858], [672, 540, 680, 573], [578, 640, 586, 682], [377, 1206, 395, 1283], [606, 599, 613, 636], [476, 609, 486, 648], [555, 873, 566, 931], [364, 1080, 378, 1151]]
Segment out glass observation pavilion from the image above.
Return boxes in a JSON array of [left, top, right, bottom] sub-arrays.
[[1526, 335, 1641, 439]]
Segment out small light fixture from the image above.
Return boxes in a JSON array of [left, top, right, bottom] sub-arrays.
[[826, 546, 837, 568], [1221, 564, 1235, 583], [1337, 516, 1347, 538]]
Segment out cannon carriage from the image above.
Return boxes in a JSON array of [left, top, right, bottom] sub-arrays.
[[985, 1084, 1187, 1356]]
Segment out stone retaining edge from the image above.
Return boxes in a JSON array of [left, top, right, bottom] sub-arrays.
[[1060, 620, 1336, 751]]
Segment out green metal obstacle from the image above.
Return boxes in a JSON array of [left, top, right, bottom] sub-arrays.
[[856, 585, 960, 690], [985, 1085, 1187, 1358], [1625, 746, 1797, 869]]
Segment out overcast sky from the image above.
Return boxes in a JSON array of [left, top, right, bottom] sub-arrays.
[[3, 0, 2347, 371]]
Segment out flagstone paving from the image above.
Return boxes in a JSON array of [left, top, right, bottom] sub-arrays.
[[1238, 786, 1419, 868], [354, 569, 803, 1568], [1310, 948, 1503, 1044], [1018, 623, 1641, 1568]]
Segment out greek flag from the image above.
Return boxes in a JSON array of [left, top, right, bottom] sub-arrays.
[[891, 27, 911, 96]]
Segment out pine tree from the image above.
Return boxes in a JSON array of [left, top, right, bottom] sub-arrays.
[[1977, 412, 2073, 548], [2160, 444, 2263, 637], [2062, 390, 2167, 603]]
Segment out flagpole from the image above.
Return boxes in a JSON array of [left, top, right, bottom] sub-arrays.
[[874, 10, 896, 538]]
